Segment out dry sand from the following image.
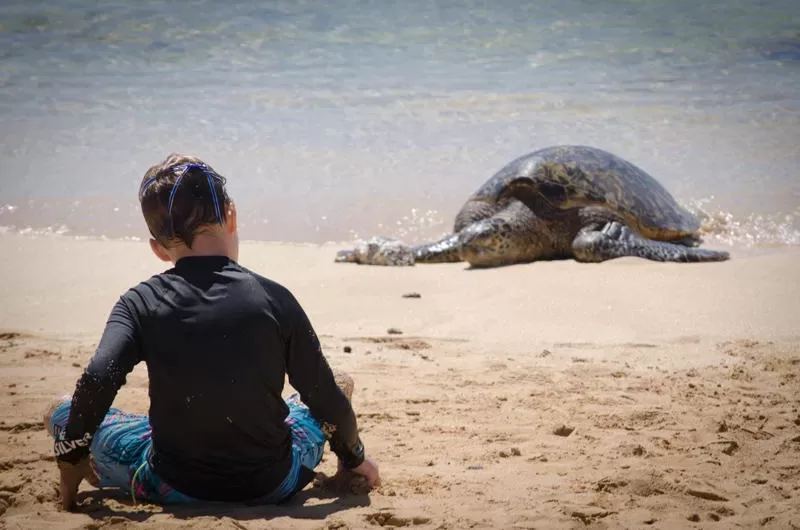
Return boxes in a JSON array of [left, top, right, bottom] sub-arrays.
[[0, 232, 798, 529]]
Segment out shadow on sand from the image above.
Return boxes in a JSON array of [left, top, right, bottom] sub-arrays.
[[75, 482, 372, 524]]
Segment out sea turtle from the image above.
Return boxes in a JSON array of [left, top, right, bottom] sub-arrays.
[[337, 145, 730, 267]]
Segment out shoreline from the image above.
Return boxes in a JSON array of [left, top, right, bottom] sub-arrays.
[[1, 194, 799, 249], [2, 231, 798, 340], [0, 225, 797, 250]]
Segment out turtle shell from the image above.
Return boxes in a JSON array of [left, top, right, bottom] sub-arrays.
[[473, 145, 700, 240]]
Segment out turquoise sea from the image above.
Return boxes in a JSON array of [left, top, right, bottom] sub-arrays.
[[1, 0, 799, 246]]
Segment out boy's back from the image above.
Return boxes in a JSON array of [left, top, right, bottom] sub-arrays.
[[49, 154, 378, 510]]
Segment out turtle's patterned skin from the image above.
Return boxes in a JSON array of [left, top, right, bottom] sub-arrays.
[[337, 146, 729, 267], [335, 237, 414, 266]]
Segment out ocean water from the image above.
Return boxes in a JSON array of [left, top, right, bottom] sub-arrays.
[[1, 0, 799, 246]]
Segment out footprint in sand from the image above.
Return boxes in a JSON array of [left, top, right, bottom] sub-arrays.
[[0, 482, 24, 517], [364, 511, 431, 527], [349, 337, 433, 351], [23, 348, 60, 360], [0, 421, 43, 433]]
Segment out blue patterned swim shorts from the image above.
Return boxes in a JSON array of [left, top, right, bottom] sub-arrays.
[[48, 394, 326, 504]]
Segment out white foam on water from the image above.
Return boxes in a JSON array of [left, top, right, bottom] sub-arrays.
[[2, 204, 798, 253], [687, 198, 800, 247]]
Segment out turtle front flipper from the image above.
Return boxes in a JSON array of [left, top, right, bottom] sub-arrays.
[[335, 237, 415, 266], [572, 222, 730, 263], [412, 233, 464, 263]]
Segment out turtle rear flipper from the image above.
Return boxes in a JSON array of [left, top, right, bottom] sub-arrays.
[[572, 221, 730, 263]]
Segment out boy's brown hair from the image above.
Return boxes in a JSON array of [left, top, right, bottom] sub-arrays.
[[139, 153, 231, 248]]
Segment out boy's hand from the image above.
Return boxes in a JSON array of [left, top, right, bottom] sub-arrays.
[[346, 456, 381, 488], [57, 457, 100, 511]]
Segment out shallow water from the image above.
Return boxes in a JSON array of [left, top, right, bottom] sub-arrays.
[[1, 0, 799, 246]]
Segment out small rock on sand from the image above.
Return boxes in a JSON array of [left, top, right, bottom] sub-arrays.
[[553, 425, 575, 437]]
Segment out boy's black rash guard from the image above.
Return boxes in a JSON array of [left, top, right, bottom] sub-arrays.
[[54, 255, 364, 501]]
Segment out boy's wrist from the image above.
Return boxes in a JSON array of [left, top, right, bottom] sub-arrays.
[[335, 439, 365, 469]]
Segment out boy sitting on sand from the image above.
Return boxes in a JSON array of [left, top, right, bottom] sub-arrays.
[[44, 154, 380, 511]]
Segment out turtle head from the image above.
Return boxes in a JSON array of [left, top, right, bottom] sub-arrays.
[[458, 217, 524, 268], [335, 249, 357, 263]]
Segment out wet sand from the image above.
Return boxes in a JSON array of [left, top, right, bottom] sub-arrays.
[[0, 233, 798, 529]]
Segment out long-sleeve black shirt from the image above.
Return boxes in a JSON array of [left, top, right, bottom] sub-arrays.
[[54, 255, 364, 501]]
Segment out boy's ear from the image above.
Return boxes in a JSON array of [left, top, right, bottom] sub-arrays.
[[149, 238, 172, 262], [226, 203, 238, 235]]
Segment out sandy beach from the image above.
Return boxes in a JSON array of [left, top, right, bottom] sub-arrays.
[[0, 232, 798, 529]]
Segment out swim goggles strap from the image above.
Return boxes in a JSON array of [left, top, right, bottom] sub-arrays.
[[139, 163, 225, 226]]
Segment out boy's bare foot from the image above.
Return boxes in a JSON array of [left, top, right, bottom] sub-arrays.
[[43, 395, 71, 436], [332, 369, 354, 401]]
